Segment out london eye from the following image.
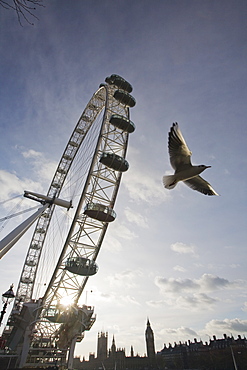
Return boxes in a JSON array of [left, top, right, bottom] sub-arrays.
[[1, 75, 136, 369]]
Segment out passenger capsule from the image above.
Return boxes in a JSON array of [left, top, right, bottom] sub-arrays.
[[105, 74, 133, 93], [109, 114, 135, 133], [69, 141, 79, 147], [63, 154, 73, 161], [26, 259, 36, 267], [21, 277, 33, 284], [114, 90, 136, 108], [84, 203, 116, 222], [65, 257, 98, 276], [36, 228, 45, 234], [57, 168, 67, 174], [100, 152, 129, 172], [31, 243, 41, 250], [75, 127, 84, 134]]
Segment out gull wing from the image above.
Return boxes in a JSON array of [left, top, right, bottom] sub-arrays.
[[168, 122, 192, 171], [184, 176, 219, 196]]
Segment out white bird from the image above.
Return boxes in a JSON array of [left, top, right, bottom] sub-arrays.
[[163, 122, 218, 196]]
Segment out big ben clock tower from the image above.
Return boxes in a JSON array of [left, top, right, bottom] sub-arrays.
[[145, 318, 155, 359]]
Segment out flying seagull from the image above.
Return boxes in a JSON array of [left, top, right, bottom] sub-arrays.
[[163, 123, 218, 196]]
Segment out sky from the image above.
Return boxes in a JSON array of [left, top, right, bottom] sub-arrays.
[[0, 0, 247, 361]]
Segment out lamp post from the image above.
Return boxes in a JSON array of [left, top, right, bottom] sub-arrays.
[[0, 284, 15, 326]]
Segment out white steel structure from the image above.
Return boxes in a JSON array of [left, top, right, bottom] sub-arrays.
[[3, 75, 136, 369]]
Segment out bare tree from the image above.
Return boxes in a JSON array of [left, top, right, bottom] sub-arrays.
[[0, 0, 44, 25]]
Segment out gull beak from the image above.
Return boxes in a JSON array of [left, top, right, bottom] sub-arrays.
[[206, 166, 211, 168]]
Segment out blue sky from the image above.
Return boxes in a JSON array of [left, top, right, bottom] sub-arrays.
[[0, 0, 247, 360]]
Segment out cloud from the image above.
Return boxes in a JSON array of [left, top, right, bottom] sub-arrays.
[[0, 169, 42, 203], [89, 286, 140, 306], [106, 270, 143, 289], [123, 147, 170, 205], [162, 326, 198, 340], [173, 265, 186, 272], [119, 295, 140, 305], [112, 223, 137, 240], [103, 222, 137, 253], [204, 318, 247, 335], [170, 242, 197, 256], [242, 302, 247, 312], [156, 319, 247, 348], [124, 207, 148, 228], [147, 293, 217, 312], [0, 147, 57, 204], [155, 276, 199, 293], [155, 326, 200, 348], [21, 148, 57, 183], [154, 274, 247, 311], [22, 149, 43, 159], [90, 289, 115, 302], [146, 300, 166, 307], [198, 274, 231, 291], [103, 235, 123, 253], [123, 168, 168, 204], [155, 274, 243, 294], [176, 293, 217, 310]]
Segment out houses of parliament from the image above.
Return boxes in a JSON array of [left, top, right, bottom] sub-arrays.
[[74, 319, 155, 370], [74, 319, 247, 370]]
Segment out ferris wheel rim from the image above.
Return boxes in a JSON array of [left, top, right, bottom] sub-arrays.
[[12, 85, 108, 308], [42, 82, 132, 309], [5, 74, 136, 368], [12, 77, 136, 312]]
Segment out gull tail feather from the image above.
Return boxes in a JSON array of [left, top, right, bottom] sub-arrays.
[[163, 175, 177, 189]]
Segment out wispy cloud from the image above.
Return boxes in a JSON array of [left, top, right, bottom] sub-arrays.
[[103, 222, 137, 253], [204, 318, 247, 336], [173, 265, 187, 272], [124, 207, 149, 228], [170, 242, 197, 256], [0, 146, 57, 201], [89, 285, 141, 306], [22, 149, 43, 159], [155, 276, 199, 293], [0, 148, 58, 211], [160, 326, 198, 341], [176, 293, 217, 309], [120, 295, 140, 305], [155, 274, 245, 294], [103, 234, 123, 253], [0, 169, 42, 203], [21, 148, 57, 183], [156, 318, 247, 347], [198, 274, 232, 291], [106, 269, 143, 289], [146, 300, 166, 308], [154, 274, 247, 310], [123, 169, 168, 204], [123, 147, 170, 205], [113, 223, 138, 240]]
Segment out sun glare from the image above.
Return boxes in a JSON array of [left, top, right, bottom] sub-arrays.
[[60, 295, 74, 307]]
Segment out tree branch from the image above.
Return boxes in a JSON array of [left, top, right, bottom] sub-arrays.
[[0, 0, 44, 26]]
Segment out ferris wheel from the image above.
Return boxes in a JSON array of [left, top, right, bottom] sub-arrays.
[[2, 75, 136, 369]]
